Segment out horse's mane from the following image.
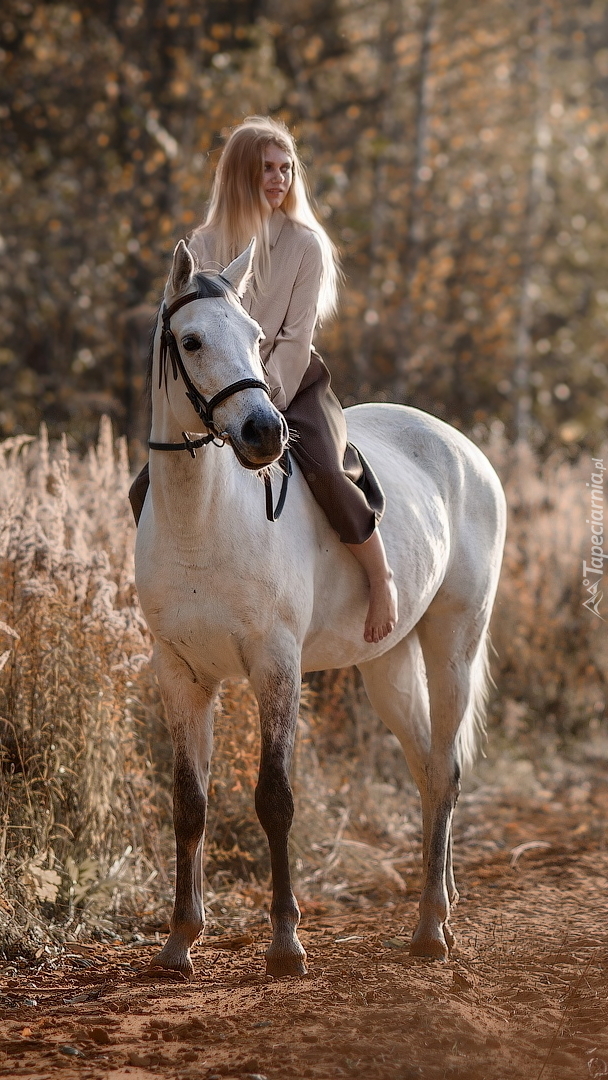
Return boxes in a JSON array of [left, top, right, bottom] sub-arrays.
[[145, 272, 232, 405]]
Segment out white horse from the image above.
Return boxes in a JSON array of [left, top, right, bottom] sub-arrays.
[[134, 239, 506, 978]]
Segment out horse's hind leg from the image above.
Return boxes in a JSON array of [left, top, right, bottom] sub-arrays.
[[410, 604, 488, 960], [359, 632, 459, 915], [249, 649, 307, 977], [358, 633, 435, 878], [150, 644, 218, 977]]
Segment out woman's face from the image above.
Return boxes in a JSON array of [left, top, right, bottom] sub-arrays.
[[262, 142, 293, 210]]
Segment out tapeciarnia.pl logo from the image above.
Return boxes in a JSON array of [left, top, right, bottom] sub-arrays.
[[582, 458, 605, 619]]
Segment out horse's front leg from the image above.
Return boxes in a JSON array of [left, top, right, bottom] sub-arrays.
[[150, 644, 218, 977], [250, 653, 307, 977]]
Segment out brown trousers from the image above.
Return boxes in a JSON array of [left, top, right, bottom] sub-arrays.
[[129, 351, 385, 544]]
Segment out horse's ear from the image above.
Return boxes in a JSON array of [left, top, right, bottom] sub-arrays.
[[222, 238, 255, 297], [169, 239, 195, 296]]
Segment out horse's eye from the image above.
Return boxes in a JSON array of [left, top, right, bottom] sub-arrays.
[[182, 336, 201, 352]]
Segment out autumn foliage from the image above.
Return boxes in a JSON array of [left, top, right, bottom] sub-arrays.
[[1, 0, 607, 451]]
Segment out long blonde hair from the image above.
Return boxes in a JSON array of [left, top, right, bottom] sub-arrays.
[[191, 116, 341, 321]]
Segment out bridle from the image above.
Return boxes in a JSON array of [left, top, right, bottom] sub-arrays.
[[148, 278, 291, 522]]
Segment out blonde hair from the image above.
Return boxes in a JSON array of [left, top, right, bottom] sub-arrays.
[[191, 116, 341, 321]]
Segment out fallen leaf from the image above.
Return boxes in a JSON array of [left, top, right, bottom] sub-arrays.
[[139, 966, 189, 981], [383, 937, 408, 949], [203, 933, 254, 950], [59, 1045, 85, 1057], [510, 840, 552, 868], [88, 1027, 112, 1045]]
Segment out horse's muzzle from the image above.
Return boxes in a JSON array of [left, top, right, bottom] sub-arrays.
[[233, 410, 287, 469]]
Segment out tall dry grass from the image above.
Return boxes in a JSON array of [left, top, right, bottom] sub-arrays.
[[484, 432, 608, 737], [0, 422, 605, 950], [0, 420, 155, 948]]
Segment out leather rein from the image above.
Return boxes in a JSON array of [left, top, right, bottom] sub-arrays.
[[148, 278, 291, 523]]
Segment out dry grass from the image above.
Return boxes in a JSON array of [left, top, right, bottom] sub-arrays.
[[0, 420, 154, 948], [0, 422, 606, 951], [484, 432, 608, 737]]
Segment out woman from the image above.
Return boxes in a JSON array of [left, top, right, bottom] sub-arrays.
[[133, 116, 398, 643]]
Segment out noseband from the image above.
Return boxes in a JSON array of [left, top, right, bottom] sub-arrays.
[[148, 278, 291, 523]]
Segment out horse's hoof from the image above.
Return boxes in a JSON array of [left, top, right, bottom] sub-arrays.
[[443, 922, 455, 951], [410, 927, 449, 961], [265, 950, 308, 978], [149, 945, 194, 979]]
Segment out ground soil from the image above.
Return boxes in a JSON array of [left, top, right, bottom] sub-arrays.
[[1, 745, 607, 1080]]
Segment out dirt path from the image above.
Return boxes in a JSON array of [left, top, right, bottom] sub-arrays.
[[2, 752, 607, 1080]]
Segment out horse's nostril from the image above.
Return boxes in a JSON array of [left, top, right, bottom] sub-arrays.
[[241, 412, 283, 451], [241, 417, 263, 446]]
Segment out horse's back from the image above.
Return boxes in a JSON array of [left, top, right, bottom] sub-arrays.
[[346, 403, 505, 549], [345, 403, 503, 499]]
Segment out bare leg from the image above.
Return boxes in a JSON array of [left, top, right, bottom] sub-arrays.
[[250, 654, 307, 977], [346, 528, 398, 644], [150, 645, 217, 977]]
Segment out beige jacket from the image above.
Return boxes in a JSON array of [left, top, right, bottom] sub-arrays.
[[188, 211, 323, 411]]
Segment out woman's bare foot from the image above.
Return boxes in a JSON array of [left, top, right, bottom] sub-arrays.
[[364, 572, 399, 644], [345, 529, 399, 644]]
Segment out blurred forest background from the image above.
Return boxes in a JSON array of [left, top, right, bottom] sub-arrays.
[[1, 0, 608, 946], [1, 0, 608, 451]]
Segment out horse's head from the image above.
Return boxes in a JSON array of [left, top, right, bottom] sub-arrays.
[[156, 239, 288, 469]]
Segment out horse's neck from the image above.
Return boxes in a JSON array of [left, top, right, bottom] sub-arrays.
[[148, 390, 234, 532]]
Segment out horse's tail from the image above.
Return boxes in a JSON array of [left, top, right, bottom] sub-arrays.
[[455, 627, 494, 771]]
